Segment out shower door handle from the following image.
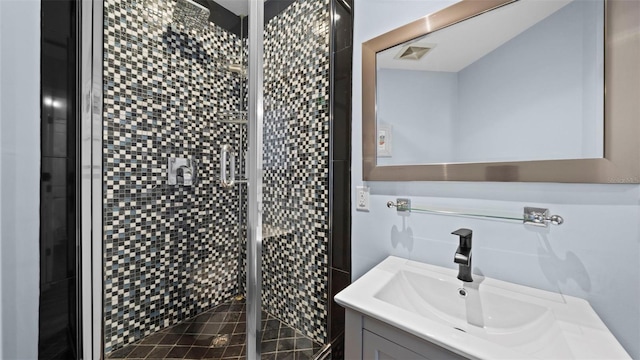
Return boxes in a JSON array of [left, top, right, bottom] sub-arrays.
[[220, 144, 236, 188]]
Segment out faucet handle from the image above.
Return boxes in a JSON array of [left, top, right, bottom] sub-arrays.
[[452, 228, 472, 248], [451, 228, 472, 238], [181, 166, 193, 186]]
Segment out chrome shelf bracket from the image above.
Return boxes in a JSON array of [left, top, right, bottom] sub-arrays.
[[523, 207, 564, 227], [387, 198, 411, 213]]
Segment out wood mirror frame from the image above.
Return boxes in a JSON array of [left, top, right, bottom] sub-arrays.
[[362, 0, 639, 183]]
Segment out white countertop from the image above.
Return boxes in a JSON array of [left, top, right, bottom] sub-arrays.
[[335, 256, 630, 359]]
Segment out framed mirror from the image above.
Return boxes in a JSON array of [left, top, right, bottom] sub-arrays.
[[362, 0, 639, 183]]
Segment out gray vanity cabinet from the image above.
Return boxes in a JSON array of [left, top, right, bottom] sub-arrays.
[[346, 309, 467, 360], [363, 330, 428, 360]]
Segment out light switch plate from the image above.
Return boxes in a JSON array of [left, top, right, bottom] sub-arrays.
[[356, 186, 370, 211]]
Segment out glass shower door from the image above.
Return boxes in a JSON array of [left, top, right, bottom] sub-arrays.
[[93, 0, 331, 357], [99, 0, 250, 358], [246, 0, 331, 359]]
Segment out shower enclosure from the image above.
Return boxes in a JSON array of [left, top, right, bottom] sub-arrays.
[[80, 0, 341, 359]]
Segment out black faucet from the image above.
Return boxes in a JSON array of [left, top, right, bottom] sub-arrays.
[[452, 228, 473, 282]]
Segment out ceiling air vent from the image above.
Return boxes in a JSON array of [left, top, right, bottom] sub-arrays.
[[395, 46, 433, 60]]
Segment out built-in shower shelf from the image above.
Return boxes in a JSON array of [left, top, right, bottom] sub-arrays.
[[216, 110, 247, 124], [216, 118, 247, 124], [226, 61, 247, 78], [228, 65, 246, 77]]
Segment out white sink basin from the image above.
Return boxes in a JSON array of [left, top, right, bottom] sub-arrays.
[[335, 256, 630, 359], [376, 269, 556, 347]]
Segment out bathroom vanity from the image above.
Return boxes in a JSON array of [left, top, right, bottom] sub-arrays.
[[335, 257, 631, 359], [347, 311, 466, 360]]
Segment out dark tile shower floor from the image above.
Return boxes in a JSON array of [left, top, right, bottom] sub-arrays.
[[107, 297, 323, 360]]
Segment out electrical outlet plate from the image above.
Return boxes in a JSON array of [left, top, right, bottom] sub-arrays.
[[356, 186, 370, 211]]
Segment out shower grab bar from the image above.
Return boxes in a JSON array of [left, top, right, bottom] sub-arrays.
[[220, 144, 236, 188]]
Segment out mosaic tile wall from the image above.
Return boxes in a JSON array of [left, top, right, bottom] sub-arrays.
[[102, 0, 244, 353], [103, 0, 331, 353], [261, 0, 331, 344]]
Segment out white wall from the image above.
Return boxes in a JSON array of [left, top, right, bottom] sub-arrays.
[[377, 69, 457, 165], [352, 0, 640, 358], [0, 0, 41, 359], [375, 0, 604, 165], [455, 0, 604, 162]]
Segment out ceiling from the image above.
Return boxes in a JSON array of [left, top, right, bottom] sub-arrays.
[[377, 0, 573, 72], [214, 0, 249, 16]]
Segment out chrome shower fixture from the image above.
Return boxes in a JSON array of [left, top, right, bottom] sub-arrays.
[[142, 0, 210, 31], [173, 0, 210, 31], [142, 0, 165, 28]]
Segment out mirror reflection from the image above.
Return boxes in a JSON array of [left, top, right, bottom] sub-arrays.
[[376, 0, 604, 166]]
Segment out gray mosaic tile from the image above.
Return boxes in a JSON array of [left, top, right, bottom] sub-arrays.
[[103, 0, 244, 353], [261, 0, 330, 344], [103, 0, 330, 354]]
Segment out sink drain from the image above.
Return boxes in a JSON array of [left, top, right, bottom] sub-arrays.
[[457, 288, 467, 297]]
